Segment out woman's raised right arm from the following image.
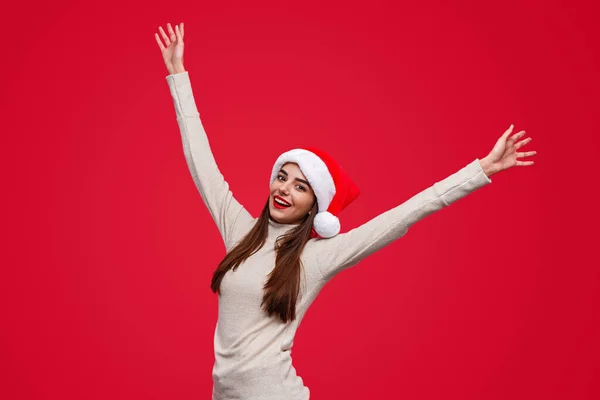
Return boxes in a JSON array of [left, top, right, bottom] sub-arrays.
[[157, 23, 254, 247]]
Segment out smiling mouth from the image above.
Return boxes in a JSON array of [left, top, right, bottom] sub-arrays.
[[273, 196, 291, 209]]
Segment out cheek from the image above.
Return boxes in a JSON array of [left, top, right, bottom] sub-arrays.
[[294, 193, 314, 212]]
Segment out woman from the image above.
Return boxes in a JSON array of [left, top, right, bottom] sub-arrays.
[[155, 22, 536, 400]]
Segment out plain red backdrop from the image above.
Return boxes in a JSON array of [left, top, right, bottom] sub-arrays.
[[1, 0, 598, 399]]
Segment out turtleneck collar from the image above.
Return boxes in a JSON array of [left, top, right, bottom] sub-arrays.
[[268, 216, 300, 234]]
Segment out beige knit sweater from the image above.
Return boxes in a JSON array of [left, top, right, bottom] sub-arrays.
[[166, 71, 492, 400]]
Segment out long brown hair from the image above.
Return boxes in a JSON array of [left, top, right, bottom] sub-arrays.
[[210, 197, 317, 323]]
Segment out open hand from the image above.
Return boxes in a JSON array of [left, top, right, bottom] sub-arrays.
[[481, 124, 537, 176], [155, 22, 185, 75]]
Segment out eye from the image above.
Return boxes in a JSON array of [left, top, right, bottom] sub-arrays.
[[277, 175, 285, 181], [296, 185, 306, 191]]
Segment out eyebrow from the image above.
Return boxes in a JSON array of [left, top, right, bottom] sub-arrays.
[[279, 169, 311, 188]]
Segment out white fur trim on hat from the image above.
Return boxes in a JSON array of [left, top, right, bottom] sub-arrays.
[[270, 149, 336, 213], [313, 211, 340, 238]]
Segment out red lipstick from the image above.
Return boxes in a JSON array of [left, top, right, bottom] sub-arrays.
[[273, 195, 291, 209]]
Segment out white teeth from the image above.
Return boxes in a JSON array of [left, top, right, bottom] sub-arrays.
[[274, 198, 291, 206]]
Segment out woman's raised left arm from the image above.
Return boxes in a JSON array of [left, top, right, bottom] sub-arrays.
[[310, 125, 536, 281]]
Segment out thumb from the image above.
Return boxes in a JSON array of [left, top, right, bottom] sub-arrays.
[[502, 124, 514, 139]]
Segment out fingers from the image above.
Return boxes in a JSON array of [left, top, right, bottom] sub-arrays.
[[517, 150, 537, 158], [175, 24, 183, 43], [510, 130, 526, 143], [156, 22, 184, 49], [515, 136, 532, 150], [154, 33, 166, 51], [516, 160, 534, 166], [167, 23, 176, 42], [516, 149, 537, 167], [158, 26, 171, 46]]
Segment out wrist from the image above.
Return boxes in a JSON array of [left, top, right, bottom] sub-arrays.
[[172, 63, 186, 74], [479, 156, 498, 177]]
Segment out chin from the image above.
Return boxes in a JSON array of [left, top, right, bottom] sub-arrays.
[[269, 209, 296, 225], [270, 211, 288, 223]]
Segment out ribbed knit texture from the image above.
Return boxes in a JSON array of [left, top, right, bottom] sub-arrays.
[[166, 71, 492, 399]]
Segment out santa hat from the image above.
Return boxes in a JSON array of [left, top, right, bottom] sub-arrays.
[[269, 147, 360, 239]]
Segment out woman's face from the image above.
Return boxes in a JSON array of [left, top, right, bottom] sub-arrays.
[[269, 162, 316, 224]]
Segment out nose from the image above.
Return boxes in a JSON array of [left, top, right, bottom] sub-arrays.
[[278, 181, 291, 195]]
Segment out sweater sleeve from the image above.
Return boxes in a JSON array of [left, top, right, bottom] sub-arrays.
[[166, 71, 254, 247], [311, 159, 492, 281]]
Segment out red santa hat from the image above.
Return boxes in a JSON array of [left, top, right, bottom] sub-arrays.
[[270, 147, 360, 239]]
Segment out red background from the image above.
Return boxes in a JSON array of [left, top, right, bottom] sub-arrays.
[[1, 0, 598, 399]]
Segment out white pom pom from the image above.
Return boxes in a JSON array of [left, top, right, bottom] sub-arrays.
[[313, 211, 340, 238]]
